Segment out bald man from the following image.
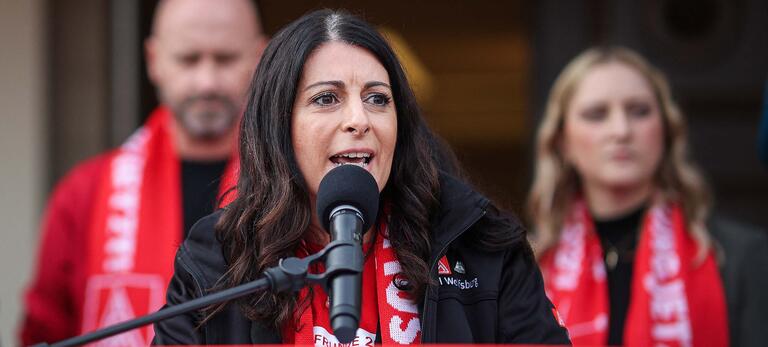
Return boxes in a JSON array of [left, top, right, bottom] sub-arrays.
[[20, 1, 267, 344]]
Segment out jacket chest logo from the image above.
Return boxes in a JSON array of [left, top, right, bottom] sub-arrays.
[[437, 256, 466, 275], [437, 256, 478, 289], [453, 260, 466, 274], [437, 256, 452, 275]]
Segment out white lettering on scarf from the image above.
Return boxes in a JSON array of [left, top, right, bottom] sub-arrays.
[[553, 221, 585, 290], [103, 128, 148, 273], [547, 202, 607, 337], [312, 326, 376, 347], [381, 234, 420, 344], [643, 206, 692, 347]]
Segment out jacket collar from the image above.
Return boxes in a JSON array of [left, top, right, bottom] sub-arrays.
[[429, 172, 490, 261], [419, 173, 490, 343]]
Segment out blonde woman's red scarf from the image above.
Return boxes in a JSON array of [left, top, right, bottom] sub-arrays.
[[286, 224, 422, 345], [539, 200, 729, 346], [81, 108, 238, 345]]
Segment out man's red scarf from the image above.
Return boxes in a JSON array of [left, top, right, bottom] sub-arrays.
[[81, 108, 238, 345], [284, 224, 422, 345], [539, 199, 729, 346]]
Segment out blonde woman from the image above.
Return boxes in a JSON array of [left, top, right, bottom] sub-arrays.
[[528, 46, 768, 346]]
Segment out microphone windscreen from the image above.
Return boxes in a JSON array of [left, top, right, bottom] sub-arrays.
[[316, 165, 380, 233]]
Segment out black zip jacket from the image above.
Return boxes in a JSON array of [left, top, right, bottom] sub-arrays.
[[152, 175, 571, 344]]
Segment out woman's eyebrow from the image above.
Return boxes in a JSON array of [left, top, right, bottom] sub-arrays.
[[365, 81, 391, 90], [303, 80, 344, 92]]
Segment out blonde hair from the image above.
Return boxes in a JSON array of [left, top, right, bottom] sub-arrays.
[[527, 46, 712, 256]]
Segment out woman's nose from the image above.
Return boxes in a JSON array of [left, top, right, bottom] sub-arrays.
[[608, 110, 632, 140], [342, 100, 371, 135]]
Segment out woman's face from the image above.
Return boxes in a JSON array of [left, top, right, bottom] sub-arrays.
[[562, 61, 664, 191], [291, 42, 397, 198]]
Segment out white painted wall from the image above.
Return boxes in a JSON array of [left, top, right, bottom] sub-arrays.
[[0, 0, 46, 345]]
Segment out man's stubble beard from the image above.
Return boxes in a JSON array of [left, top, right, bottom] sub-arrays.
[[171, 94, 240, 141]]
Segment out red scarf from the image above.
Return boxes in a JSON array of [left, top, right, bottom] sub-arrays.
[[284, 224, 421, 345], [81, 108, 238, 345], [539, 199, 729, 346]]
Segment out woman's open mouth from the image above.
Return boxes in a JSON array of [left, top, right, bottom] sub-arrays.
[[329, 151, 373, 168]]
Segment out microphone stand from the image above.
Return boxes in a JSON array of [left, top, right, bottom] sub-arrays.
[[33, 240, 361, 347]]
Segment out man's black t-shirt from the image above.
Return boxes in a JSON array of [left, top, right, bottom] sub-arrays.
[[181, 160, 228, 239]]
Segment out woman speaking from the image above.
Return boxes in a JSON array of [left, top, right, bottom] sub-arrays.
[[153, 9, 570, 345]]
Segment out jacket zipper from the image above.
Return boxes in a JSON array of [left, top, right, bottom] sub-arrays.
[[178, 248, 209, 333], [420, 207, 487, 342], [178, 251, 206, 298]]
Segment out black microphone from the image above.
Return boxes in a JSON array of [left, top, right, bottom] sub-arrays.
[[315, 164, 380, 344]]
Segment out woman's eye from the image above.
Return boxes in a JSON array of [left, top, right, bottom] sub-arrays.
[[580, 106, 607, 122], [312, 93, 339, 106], [626, 102, 651, 118], [365, 93, 391, 106]]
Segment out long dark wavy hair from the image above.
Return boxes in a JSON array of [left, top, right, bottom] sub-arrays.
[[211, 9, 443, 328]]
